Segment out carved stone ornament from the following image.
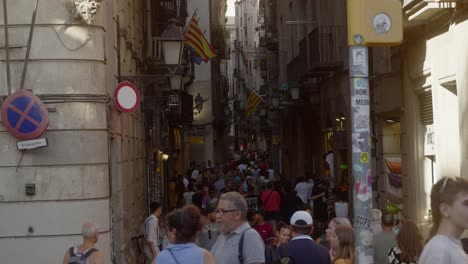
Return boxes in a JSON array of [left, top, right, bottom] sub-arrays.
[[66, 0, 103, 24]]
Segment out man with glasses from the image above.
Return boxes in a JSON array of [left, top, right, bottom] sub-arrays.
[[211, 192, 265, 264]]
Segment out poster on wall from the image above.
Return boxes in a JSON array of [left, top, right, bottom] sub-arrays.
[[385, 157, 403, 217]]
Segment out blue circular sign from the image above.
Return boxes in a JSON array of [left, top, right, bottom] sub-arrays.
[[1, 90, 49, 140]]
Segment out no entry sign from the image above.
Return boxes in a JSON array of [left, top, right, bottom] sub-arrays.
[[114, 81, 140, 113], [1, 90, 49, 140]]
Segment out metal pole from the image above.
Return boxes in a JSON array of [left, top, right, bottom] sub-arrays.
[[349, 45, 373, 263], [117, 16, 121, 82], [20, 0, 39, 90], [3, 0, 11, 95]]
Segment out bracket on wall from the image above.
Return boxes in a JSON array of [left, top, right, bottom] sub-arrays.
[[119, 75, 171, 90]]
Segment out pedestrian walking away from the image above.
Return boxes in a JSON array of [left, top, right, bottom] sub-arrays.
[[62, 222, 104, 264], [155, 205, 215, 264], [143, 202, 162, 263], [277, 210, 331, 264], [373, 213, 397, 264]]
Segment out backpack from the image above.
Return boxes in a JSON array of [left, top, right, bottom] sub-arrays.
[[68, 247, 98, 264], [238, 228, 292, 264]]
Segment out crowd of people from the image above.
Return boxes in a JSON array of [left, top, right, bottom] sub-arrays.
[[63, 153, 468, 264]]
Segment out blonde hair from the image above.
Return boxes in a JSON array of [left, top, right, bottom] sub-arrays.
[[333, 226, 355, 264], [428, 176, 468, 242], [397, 220, 423, 262]]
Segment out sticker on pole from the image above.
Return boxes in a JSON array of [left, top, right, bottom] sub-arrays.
[[1, 90, 49, 140], [114, 81, 140, 113]]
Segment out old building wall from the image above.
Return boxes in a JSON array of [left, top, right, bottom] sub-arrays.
[[0, 0, 148, 263]]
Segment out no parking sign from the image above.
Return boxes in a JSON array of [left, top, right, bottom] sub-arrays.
[[1, 90, 49, 140]]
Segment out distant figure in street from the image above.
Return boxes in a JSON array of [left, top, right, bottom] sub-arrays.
[[419, 176, 468, 264], [388, 220, 423, 264], [325, 217, 352, 259], [373, 213, 396, 264], [62, 222, 104, 264], [277, 211, 331, 264], [144, 202, 162, 263], [210, 192, 265, 264], [272, 221, 291, 250], [295, 177, 314, 205], [261, 182, 281, 221], [156, 205, 215, 264], [198, 203, 220, 251], [370, 208, 383, 235], [252, 209, 275, 245]]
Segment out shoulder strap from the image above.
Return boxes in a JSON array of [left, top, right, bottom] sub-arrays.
[[264, 190, 274, 206], [69, 247, 75, 257], [83, 248, 98, 259], [238, 228, 251, 264], [167, 248, 181, 264]]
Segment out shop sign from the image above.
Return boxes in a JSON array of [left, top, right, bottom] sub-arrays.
[[188, 136, 205, 144]]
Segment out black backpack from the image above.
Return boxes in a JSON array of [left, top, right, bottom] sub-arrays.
[[238, 228, 292, 264], [68, 247, 98, 264]]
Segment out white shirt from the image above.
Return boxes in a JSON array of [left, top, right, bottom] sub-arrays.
[[143, 215, 160, 257], [334, 201, 349, 218], [295, 182, 314, 204], [419, 234, 468, 264]]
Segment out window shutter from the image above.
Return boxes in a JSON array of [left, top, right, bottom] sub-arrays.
[[420, 89, 433, 125]]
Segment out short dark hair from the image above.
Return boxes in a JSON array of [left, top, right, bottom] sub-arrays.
[[150, 202, 161, 213], [291, 225, 312, 235], [167, 205, 202, 243], [382, 213, 395, 227]]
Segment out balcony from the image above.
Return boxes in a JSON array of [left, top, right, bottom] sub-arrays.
[[287, 25, 346, 84], [404, 0, 457, 23], [307, 25, 346, 74]]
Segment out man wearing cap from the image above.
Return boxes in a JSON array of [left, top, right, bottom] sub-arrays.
[[252, 209, 275, 245], [211, 192, 265, 264], [277, 211, 331, 264]]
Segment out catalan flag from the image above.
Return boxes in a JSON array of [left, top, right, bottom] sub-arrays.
[[247, 90, 263, 116], [184, 16, 216, 63]]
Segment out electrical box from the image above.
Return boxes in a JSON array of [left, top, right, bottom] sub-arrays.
[[347, 0, 403, 46]]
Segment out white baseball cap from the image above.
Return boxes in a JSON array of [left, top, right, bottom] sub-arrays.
[[290, 211, 313, 227]]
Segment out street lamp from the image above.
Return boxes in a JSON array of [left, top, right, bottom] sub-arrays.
[[118, 21, 186, 91], [160, 22, 185, 66], [194, 93, 204, 113]]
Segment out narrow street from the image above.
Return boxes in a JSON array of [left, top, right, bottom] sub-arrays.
[[1, 0, 468, 263]]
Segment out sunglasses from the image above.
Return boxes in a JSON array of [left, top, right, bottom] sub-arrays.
[[440, 177, 450, 193]]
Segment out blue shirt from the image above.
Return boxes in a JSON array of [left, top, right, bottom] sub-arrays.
[[277, 235, 331, 264], [156, 243, 204, 264]]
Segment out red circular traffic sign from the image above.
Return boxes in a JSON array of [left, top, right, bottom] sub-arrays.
[[114, 81, 140, 113], [1, 90, 49, 140]]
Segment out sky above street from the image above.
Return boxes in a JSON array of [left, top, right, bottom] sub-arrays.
[[227, 0, 235, 16]]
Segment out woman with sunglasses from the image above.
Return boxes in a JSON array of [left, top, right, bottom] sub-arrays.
[[419, 176, 468, 264], [155, 205, 215, 264]]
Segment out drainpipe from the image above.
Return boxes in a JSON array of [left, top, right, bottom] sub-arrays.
[[146, 0, 152, 58], [3, 0, 11, 95]]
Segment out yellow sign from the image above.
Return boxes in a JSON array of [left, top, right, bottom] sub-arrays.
[[360, 152, 369, 163], [347, 0, 403, 46], [188, 137, 205, 144]]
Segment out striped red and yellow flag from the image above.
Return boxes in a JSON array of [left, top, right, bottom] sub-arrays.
[[184, 17, 216, 63], [247, 90, 263, 116]]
